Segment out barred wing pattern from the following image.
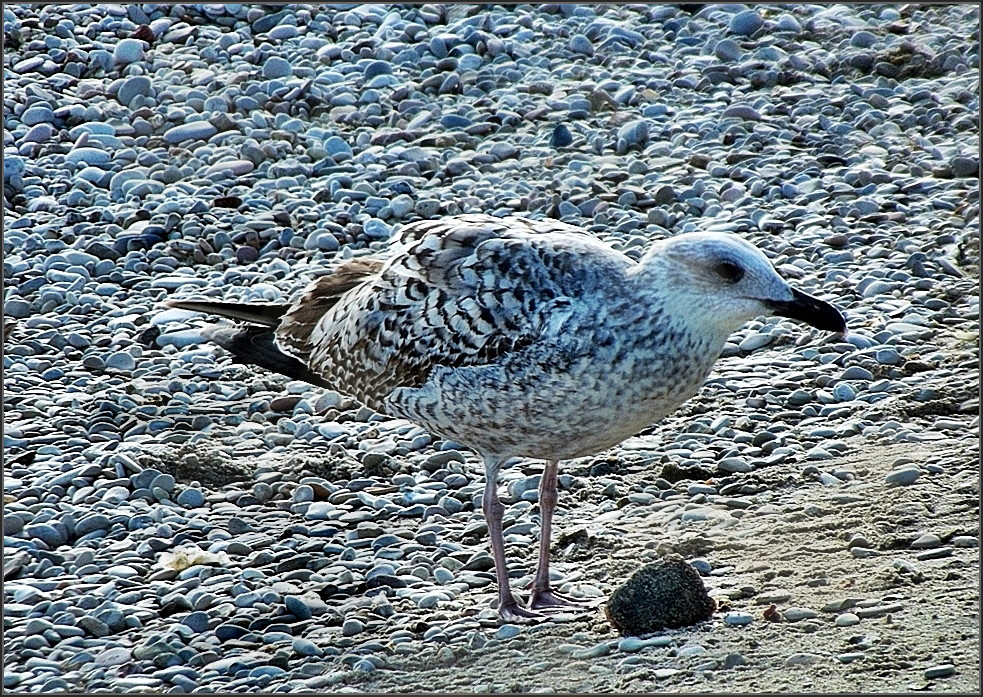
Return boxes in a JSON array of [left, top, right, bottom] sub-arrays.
[[275, 215, 634, 412]]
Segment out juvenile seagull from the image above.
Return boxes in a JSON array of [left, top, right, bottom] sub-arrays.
[[167, 214, 846, 621]]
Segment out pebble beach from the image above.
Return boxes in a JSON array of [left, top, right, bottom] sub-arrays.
[[3, 3, 980, 693]]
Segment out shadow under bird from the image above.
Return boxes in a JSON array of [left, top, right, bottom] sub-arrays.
[[166, 214, 847, 621]]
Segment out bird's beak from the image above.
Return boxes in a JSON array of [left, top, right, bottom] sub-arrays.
[[768, 288, 847, 334]]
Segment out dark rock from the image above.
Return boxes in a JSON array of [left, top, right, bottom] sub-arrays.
[[605, 555, 716, 635], [550, 123, 573, 148]]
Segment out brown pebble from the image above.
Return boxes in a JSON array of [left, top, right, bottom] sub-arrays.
[[269, 395, 302, 412], [131, 25, 155, 44]]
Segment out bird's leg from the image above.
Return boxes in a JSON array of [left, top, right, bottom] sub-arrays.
[[528, 460, 590, 611], [482, 458, 541, 621]]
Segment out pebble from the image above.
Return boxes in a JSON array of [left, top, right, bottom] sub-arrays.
[[163, 122, 218, 145], [841, 366, 874, 381], [784, 653, 822, 666], [950, 157, 978, 178], [617, 636, 672, 653], [885, 467, 922, 486], [292, 638, 322, 657], [571, 642, 612, 659], [714, 39, 742, 62], [117, 76, 153, 106], [723, 612, 753, 626], [729, 9, 764, 36], [262, 57, 292, 79], [176, 488, 205, 508], [911, 533, 942, 549], [924, 664, 956, 679], [569, 34, 594, 56], [113, 38, 145, 64], [782, 607, 818, 622], [495, 624, 521, 641]]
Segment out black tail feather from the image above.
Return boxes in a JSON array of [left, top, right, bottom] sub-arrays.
[[166, 299, 288, 327], [201, 324, 334, 389]]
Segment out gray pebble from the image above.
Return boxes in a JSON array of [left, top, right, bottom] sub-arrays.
[[729, 9, 764, 36], [924, 664, 956, 680], [262, 57, 293, 79], [113, 38, 145, 64], [841, 366, 874, 381], [163, 122, 217, 145], [782, 607, 818, 622], [495, 624, 521, 640], [569, 34, 593, 56], [723, 612, 753, 626], [292, 637, 322, 657], [835, 612, 861, 627], [342, 618, 364, 636], [885, 467, 922, 486], [714, 39, 742, 62], [176, 488, 205, 508]]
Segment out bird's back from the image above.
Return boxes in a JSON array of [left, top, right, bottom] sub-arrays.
[[276, 215, 635, 416]]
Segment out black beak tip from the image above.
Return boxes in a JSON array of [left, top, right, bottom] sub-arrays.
[[771, 289, 847, 335]]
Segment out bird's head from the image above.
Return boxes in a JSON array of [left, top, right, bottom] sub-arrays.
[[639, 231, 847, 339]]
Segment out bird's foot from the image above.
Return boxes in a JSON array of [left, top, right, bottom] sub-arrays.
[[498, 599, 547, 623], [528, 588, 598, 613]]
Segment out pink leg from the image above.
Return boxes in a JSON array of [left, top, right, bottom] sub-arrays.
[[529, 460, 590, 611], [482, 458, 541, 621]]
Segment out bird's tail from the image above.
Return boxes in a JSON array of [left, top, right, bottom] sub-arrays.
[[164, 299, 332, 384], [163, 299, 288, 326], [198, 324, 335, 388]]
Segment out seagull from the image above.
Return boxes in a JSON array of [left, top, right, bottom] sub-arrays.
[[166, 214, 846, 621]]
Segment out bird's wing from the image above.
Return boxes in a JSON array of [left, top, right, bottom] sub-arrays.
[[289, 215, 633, 410], [276, 256, 384, 363]]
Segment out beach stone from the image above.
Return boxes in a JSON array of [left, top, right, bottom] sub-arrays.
[[324, 136, 353, 160], [21, 123, 56, 143], [293, 638, 321, 657], [163, 122, 217, 145], [783, 607, 818, 622], [182, 611, 209, 633], [850, 31, 878, 48], [22, 105, 55, 126], [5, 299, 31, 318], [66, 147, 111, 166], [176, 488, 205, 508], [106, 352, 136, 371], [495, 624, 521, 640], [841, 366, 873, 381], [285, 595, 314, 620], [723, 612, 753, 626], [714, 39, 742, 62], [885, 467, 921, 486], [785, 653, 822, 666], [924, 664, 956, 679], [729, 10, 764, 36], [951, 156, 979, 178], [605, 556, 715, 636], [263, 57, 292, 79], [569, 34, 593, 56], [835, 613, 861, 627], [118, 76, 153, 106], [114, 39, 146, 64]]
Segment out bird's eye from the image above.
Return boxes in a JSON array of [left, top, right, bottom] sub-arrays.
[[714, 261, 744, 283]]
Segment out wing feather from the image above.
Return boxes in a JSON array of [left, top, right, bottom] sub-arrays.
[[289, 215, 633, 411]]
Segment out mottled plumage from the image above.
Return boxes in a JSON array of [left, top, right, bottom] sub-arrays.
[[166, 213, 846, 621]]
